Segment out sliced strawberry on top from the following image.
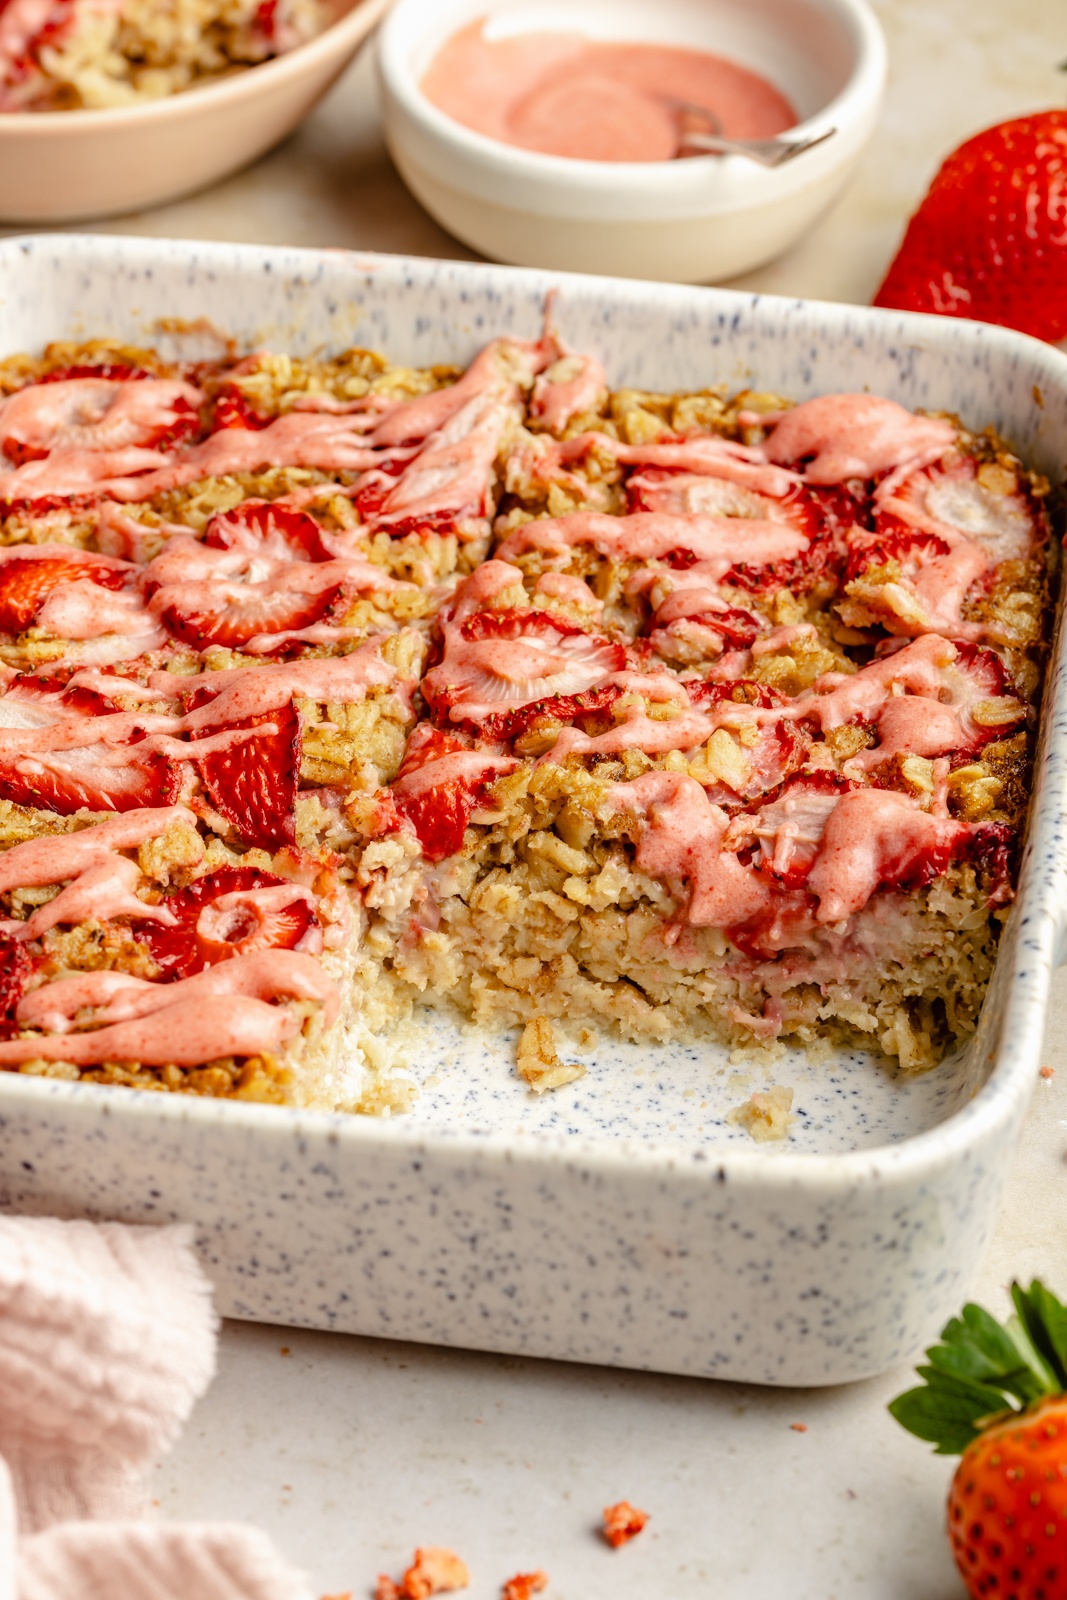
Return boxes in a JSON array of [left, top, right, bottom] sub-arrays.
[[212, 385, 272, 431], [142, 865, 317, 980], [480, 683, 624, 744], [156, 580, 343, 651], [204, 500, 333, 562], [742, 771, 852, 889], [939, 640, 1025, 755], [0, 936, 34, 1040], [880, 454, 1041, 566], [0, 738, 180, 815], [0, 555, 128, 633], [191, 703, 299, 850], [844, 519, 951, 586], [720, 490, 844, 596], [649, 603, 762, 651], [39, 364, 145, 384], [0, 375, 202, 463], [422, 608, 626, 727], [393, 725, 514, 861]]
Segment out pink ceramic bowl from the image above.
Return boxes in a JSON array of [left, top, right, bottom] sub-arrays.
[[0, 0, 391, 223]]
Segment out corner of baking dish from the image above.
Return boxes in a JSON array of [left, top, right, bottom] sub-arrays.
[[0, 234, 1064, 1192]]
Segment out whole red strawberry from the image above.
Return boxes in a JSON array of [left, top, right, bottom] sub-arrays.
[[890, 1280, 1067, 1598], [874, 112, 1067, 342]]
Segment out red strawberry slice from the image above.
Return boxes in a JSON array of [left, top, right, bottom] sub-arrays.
[[212, 385, 271, 431], [142, 865, 317, 980], [393, 726, 509, 861], [204, 500, 333, 562], [0, 739, 179, 815], [480, 683, 624, 743], [0, 556, 127, 633], [191, 704, 299, 850], [0, 673, 179, 814], [423, 608, 626, 727], [845, 521, 950, 586], [649, 604, 762, 651], [156, 582, 343, 651], [0, 935, 34, 1040], [879, 455, 1041, 566], [39, 364, 145, 384], [873, 111, 1067, 342], [743, 771, 852, 889], [940, 641, 1025, 755]]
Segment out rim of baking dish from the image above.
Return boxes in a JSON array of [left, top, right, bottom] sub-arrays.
[[0, 0, 391, 135], [0, 237, 1063, 1195]]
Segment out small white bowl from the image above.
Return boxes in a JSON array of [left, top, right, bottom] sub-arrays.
[[377, 0, 887, 283], [0, 0, 392, 224]]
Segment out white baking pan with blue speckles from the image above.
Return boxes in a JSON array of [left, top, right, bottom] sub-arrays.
[[0, 236, 1065, 1386]]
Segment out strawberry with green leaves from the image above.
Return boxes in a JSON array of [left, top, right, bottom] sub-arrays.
[[890, 1281, 1067, 1599]]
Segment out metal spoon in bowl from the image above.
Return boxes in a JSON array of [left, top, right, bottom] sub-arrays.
[[673, 102, 836, 168]]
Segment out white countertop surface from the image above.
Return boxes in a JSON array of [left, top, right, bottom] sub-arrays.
[[9, 1, 1066, 1593]]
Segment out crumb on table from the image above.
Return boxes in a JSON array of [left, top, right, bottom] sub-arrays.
[[602, 1501, 649, 1548], [501, 1573, 548, 1600], [375, 1548, 470, 1600]]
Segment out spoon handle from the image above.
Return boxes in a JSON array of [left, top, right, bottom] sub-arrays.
[[678, 127, 836, 168]]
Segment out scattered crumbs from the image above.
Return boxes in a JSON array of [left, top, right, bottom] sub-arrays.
[[727, 1085, 795, 1142], [1034, 384, 1046, 408], [602, 1501, 649, 1548], [151, 1498, 160, 1508], [790, 1423, 808, 1433], [377, 1548, 470, 1600], [1041, 1066, 1055, 1079], [576, 1026, 597, 1050], [682, 1088, 696, 1099], [845, 1488, 858, 1501], [502, 1573, 548, 1600], [280, 1346, 291, 1357], [517, 1018, 587, 1094]]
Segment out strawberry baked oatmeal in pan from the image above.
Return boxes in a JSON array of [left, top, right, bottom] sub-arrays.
[[0, 324, 1050, 1109]]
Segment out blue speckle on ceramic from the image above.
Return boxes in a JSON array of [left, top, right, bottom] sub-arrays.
[[0, 236, 1064, 1386]]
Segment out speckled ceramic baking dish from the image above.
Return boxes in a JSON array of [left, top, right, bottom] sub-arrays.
[[0, 235, 1065, 1387]]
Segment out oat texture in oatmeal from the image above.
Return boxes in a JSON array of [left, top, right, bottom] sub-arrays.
[[0, 323, 1050, 1110]]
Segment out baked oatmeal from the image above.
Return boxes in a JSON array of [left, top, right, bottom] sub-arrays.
[[0, 324, 1050, 1107]]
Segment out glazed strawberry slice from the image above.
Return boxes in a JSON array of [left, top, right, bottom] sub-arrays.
[[0, 554, 128, 633], [688, 680, 810, 801], [423, 608, 626, 728], [393, 726, 515, 861], [0, 737, 179, 815], [142, 865, 317, 980], [740, 771, 852, 889], [874, 111, 1067, 342], [480, 683, 623, 744], [204, 499, 333, 562], [157, 581, 343, 651], [212, 385, 271, 431], [0, 935, 34, 1040], [0, 673, 180, 814], [191, 703, 299, 850], [940, 641, 1025, 755], [844, 520, 950, 586], [0, 375, 202, 464]]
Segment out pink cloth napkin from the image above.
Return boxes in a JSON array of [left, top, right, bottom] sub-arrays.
[[0, 1215, 315, 1600]]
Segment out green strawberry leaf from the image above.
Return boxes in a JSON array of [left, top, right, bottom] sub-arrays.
[[1013, 1281, 1067, 1389], [927, 1304, 1050, 1404], [889, 1369, 1018, 1455], [888, 1281, 1067, 1454]]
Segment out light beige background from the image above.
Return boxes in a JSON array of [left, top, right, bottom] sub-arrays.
[[7, 2, 1066, 1594]]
